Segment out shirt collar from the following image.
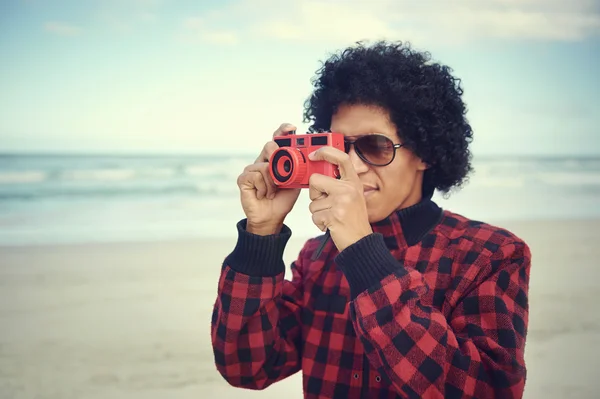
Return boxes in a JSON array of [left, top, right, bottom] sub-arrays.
[[370, 196, 443, 252]]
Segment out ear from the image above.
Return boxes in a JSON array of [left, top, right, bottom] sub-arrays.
[[416, 158, 429, 171]]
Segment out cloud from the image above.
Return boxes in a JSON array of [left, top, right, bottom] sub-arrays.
[[412, 0, 600, 42], [177, 16, 239, 45], [44, 21, 82, 36], [94, 0, 163, 33], [188, 0, 600, 47]]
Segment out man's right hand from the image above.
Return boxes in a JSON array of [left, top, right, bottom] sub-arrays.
[[236, 123, 301, 235]]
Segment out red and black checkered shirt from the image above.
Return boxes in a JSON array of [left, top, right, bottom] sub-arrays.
[[211, 198, 531, 398]]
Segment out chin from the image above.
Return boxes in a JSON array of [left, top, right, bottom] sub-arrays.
[[367, 210, 387, 225], [365, 203, 384, 224]]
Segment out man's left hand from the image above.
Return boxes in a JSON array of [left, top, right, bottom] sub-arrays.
[[308, 146, 373, 252]]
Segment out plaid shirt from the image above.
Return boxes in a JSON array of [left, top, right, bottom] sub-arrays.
[[211, 198, 531, 398]]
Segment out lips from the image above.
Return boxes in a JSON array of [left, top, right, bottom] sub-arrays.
[[363, 186, 377, 195]]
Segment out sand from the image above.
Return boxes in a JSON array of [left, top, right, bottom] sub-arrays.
[[0, 219, 598, 399]]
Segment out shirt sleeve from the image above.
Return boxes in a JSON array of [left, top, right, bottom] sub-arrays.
[[334, 232, 531, 399], [210, 219, 308, 390]]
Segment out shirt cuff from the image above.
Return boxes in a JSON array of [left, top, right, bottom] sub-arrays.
[[224, 219, 292, 277], [334, 233, 406, 299]]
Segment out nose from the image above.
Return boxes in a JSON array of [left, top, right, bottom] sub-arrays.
[[347, 145, 369, 174]]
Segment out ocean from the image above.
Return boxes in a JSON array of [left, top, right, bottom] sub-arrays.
[[0, 153, 599, 246]]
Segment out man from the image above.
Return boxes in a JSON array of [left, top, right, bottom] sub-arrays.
[[211, 40, 531, 398]]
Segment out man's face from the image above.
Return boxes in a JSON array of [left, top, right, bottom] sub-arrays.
[[329, 103, 427, 223]]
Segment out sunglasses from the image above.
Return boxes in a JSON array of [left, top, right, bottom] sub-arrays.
[[343, 134, 405, 166]]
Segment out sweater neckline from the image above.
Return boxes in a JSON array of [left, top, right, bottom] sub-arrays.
[[312, 195, 443, 261], [371, 196, 444, 250]]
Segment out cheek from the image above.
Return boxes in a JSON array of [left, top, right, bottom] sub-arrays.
[[378, 161, 415, 190]]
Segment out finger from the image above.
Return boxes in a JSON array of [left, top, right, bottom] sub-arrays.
[[311, 209, 329, 232], [308, 146, 359, 183], [255, 141, 280, 163], [251, 171, 268, 200], [264, 141, 280, 162], [308, 196, 332, 215], [308, 173, 338, 199], [273, 123, 297, 138], [258, 166, 277, 199], [237, 170, 268, 199], [243, 163, 277, 199], [253, 123, 296, 163]]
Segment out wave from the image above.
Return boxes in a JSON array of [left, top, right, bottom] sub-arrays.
[[467, 172, 600, 188], [467, 176, 526, 188], [0, 181, 238, 201], [536, 172, 600, 186], [0, 159, 251, 186], [0, 171, 47, 183], [1, 154, 599, 201]]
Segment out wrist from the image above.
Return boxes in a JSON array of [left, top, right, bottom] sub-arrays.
[[335, 233, 403, 299], [225, 219, 292, 277], [335, 227, 373, 252], [246, 220, 284, 236]]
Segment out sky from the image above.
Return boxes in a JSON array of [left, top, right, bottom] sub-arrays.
[[0, 0, 599, 157]]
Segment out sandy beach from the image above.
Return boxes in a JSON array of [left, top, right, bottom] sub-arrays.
[[0, 218, 598, 399]]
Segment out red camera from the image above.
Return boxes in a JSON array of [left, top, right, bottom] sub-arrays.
[[269, 132, 344, 189]]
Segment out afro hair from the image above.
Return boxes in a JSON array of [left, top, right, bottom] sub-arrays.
[[302, 40, 474, 196]]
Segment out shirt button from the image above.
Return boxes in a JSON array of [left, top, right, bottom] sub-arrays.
[[375, 376, 381, 382], [353, 373, 359, 379]]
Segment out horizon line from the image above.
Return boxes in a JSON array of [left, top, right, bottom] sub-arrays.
[[0, 150, 599, 159]]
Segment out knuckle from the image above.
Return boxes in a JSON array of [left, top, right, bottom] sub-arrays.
[[311, 213, 319, 225], [337, 194, 349, 205], [250, 171, 261, 183], [236, 173, 245, 186], [256, 162, 267, 171], [332, 206, 345, 221], [337, 190, 356, 205], [257, 171, 267, 183]]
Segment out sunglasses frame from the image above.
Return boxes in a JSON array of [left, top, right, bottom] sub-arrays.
[[343, 134, 405, 167]]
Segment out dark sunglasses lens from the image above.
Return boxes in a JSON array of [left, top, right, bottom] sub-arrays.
[[355, 135, 395, 165], [344, 141, 351, 153]]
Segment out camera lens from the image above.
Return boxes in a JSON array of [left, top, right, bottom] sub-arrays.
[[269, 147, 306, 186], [271, 150, 293, 183]]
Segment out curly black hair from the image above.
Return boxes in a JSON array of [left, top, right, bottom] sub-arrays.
[[302, 40, 474, 196]]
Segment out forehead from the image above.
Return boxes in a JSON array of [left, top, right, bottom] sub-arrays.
[[330, 104, 397, 139]]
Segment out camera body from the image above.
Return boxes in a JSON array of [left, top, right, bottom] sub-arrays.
[[269, 132, 344, 188]]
